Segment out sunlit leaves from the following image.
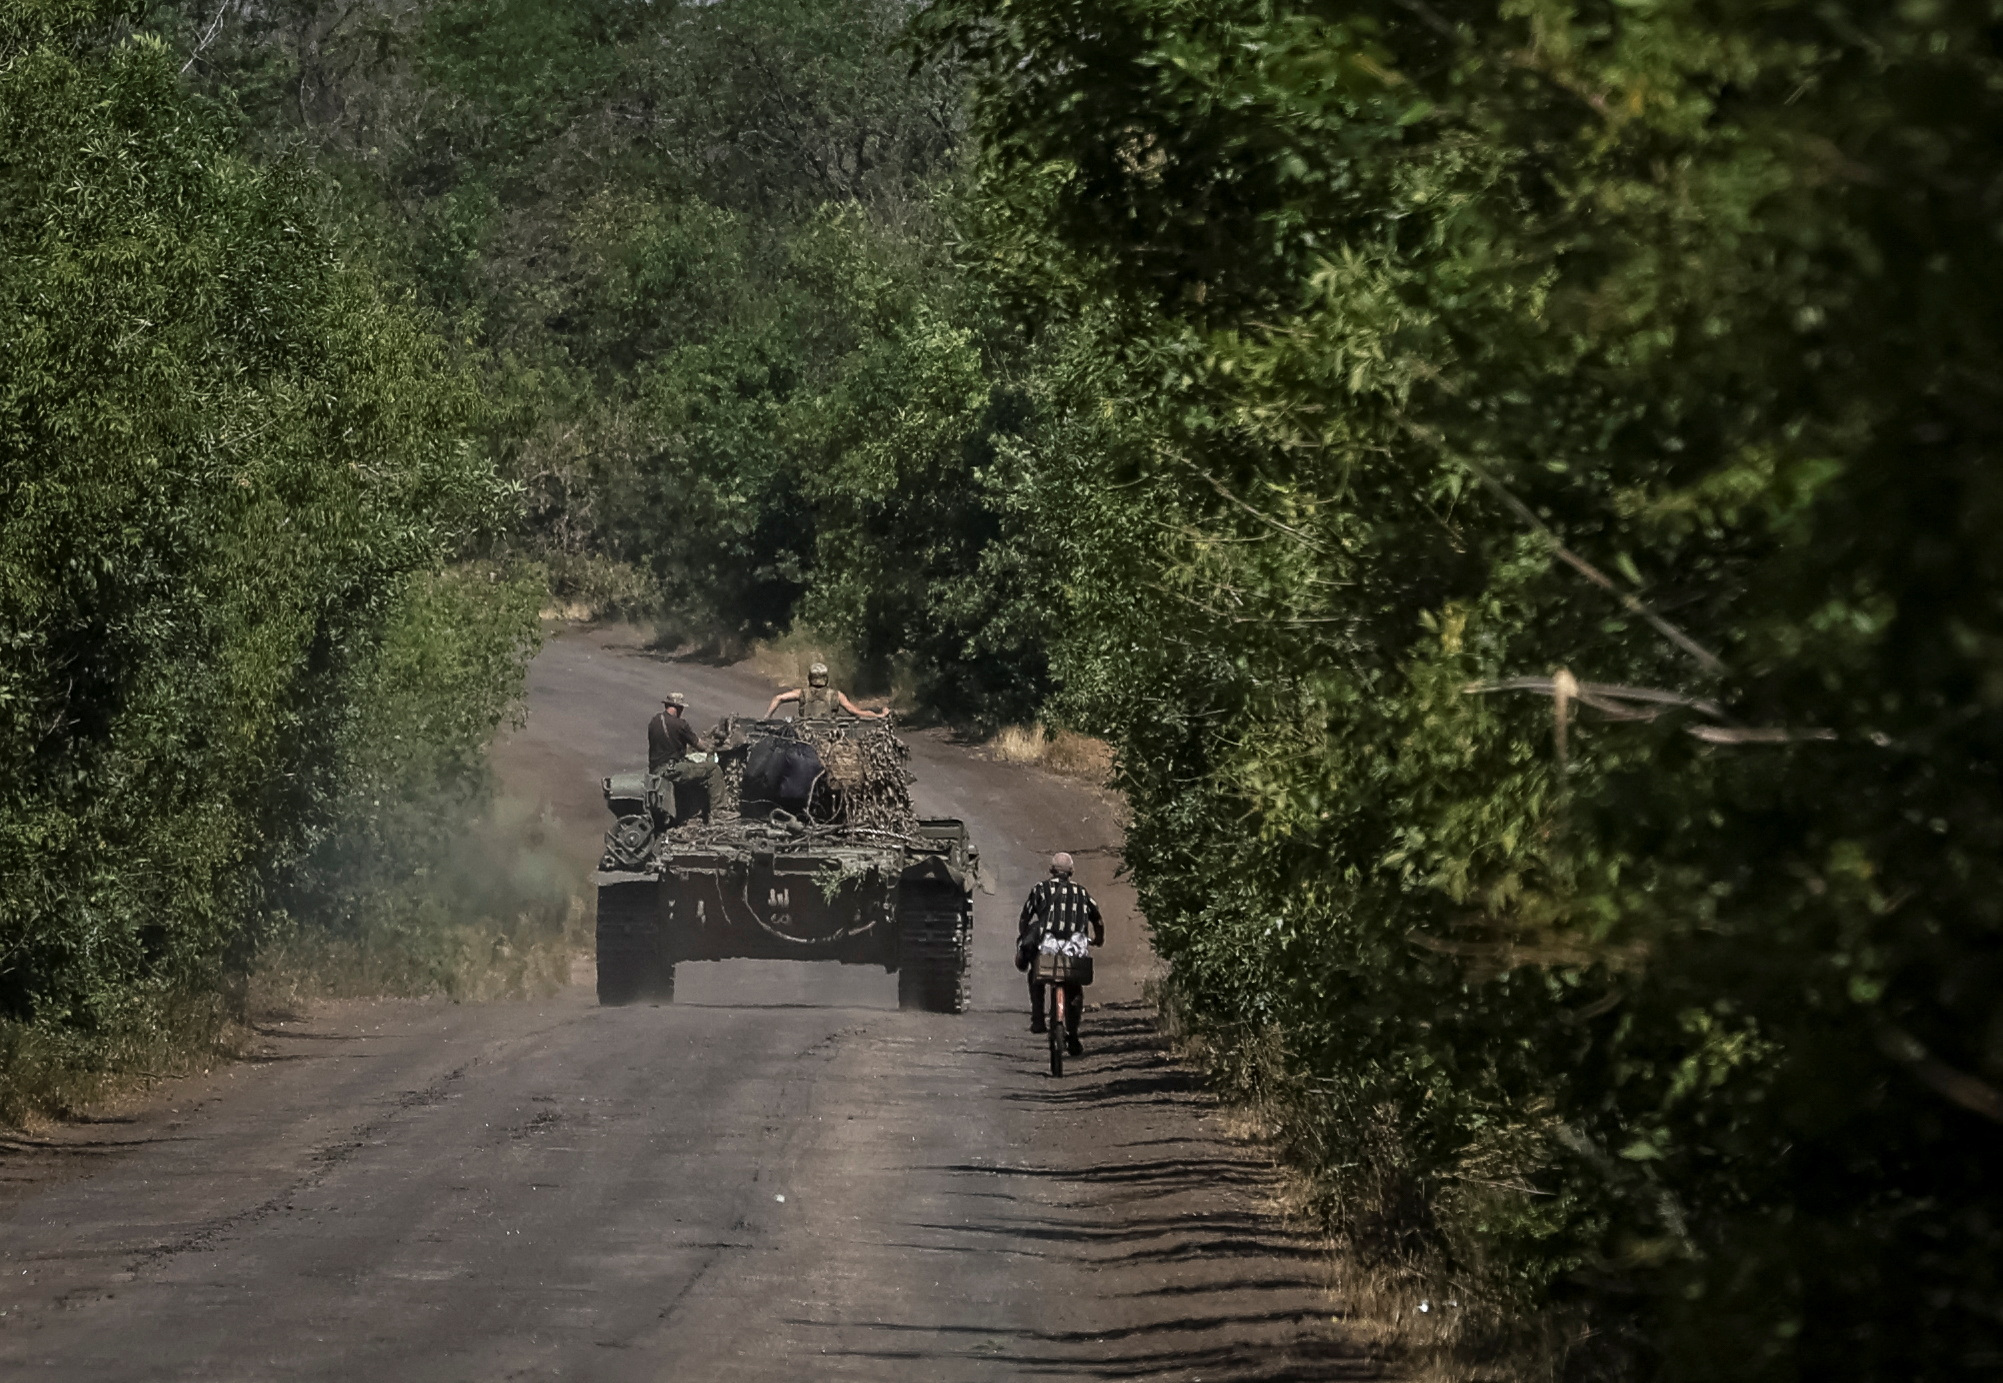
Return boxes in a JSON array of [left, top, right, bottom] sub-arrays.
[[0, 18, 523, 1087]]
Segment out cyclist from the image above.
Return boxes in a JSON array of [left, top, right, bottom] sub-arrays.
[[1016, 852, 1104, 1054]]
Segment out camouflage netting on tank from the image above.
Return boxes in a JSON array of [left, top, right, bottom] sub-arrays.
[[692, 715, 919, 839], [789, 719, 918, 835]]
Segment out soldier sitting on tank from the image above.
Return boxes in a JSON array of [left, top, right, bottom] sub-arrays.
[[764, 662, 887, 722], [647, 692, 723, 825], [1015, 852, 1104, 1054]]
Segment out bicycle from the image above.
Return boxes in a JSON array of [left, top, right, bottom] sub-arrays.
[[1031, 945, 1094, 1077]]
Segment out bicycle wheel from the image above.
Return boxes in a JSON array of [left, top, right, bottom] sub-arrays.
[[1048, 985, 1065, 1077]]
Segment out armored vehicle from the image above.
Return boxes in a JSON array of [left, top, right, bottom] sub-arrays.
[[593, 714, 976, 1012]]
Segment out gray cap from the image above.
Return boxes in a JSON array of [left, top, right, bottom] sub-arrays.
[[1051, 852, 1075, 875]]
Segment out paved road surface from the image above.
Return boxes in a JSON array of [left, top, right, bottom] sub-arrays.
[[0, 626, 1376, 1381]]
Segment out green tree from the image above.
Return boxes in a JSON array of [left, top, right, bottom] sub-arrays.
[[922, 0, 2003, 1375], [0, 6, 529, 1108]]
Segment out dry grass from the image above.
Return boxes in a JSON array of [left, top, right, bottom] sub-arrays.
[[743, 630, 862, 698], [541, 554, 656, 622], [250, 895, 590, 1012], [987, 723, 1116, 785], [988, 723, 1046, 762], [252, 796, 590, 1010], [0, 995, 252, 1128]]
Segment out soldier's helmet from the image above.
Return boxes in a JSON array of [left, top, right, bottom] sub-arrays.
[[1051, 851, 1075, 876], [663, 691, 688, 708], [807, 662, 830, 687]]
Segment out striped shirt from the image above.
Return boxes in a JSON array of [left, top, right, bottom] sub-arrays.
[[1018, 876, 1104, 945]]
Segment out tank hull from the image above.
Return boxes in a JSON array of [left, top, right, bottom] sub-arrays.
[[595, 818, 975, 1012]]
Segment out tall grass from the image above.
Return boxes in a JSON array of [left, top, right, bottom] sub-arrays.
[[254, 794, 589, 1009], [986, 723, 1115, 784], [0, 992, 249, 1127]]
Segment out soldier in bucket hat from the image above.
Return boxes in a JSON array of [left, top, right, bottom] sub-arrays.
[[647, 691, 722, 825]]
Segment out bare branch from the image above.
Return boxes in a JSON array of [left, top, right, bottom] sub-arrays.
[[1465, 677, 1727, 720], [1458, 458, 1729, 677], [181, 0, 240, 74], [1182, 461, 1329, 554], [1464, 678, 1835, 746], [1878, 1024, 2003, 1124], [1688, 725, 1836, 745], [1552, 667, 1577, 768], [1408, 930, 1647, 971]]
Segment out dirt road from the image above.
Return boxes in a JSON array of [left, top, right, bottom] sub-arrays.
[[0, 627, 1374, 1381]]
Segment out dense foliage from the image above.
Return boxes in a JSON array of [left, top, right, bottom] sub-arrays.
[[913, 0, 2003, 1376], [15, 0, 2003, 1373], [153, 0, 1055, 717], [0, 4, 537, 1109]]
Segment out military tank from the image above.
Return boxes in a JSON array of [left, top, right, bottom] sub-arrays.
[[593, 713, 977, 1012]]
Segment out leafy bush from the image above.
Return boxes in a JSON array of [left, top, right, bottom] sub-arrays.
[[0, 9, 531, 1112]]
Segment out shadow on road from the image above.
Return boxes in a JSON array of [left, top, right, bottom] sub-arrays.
[[798, 1314, 1382, 1381], [844, 1002, 1377, 1380]]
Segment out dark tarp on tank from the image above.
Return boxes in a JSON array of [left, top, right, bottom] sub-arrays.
[[740, 736, 824, 818]]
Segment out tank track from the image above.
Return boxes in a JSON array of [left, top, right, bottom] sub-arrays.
[[596, 878, 674, 1005], [896, 881, 971, 1014]]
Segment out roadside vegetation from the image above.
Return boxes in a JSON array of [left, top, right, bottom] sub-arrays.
[[915, 3, 2003, 1378], [0, 5, 545, 1121], [985, 725, 1115, 786], [5, 0, 2000, 1377]]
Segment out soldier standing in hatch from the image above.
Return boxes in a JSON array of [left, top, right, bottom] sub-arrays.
[[765, 662, 888, 721], [648, 692, 723, 824], [1016, 852, 1104, 1054]]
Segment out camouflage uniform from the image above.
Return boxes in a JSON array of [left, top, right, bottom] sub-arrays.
[[648, 706, 722, 824], [796, 684, 843, 719]]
